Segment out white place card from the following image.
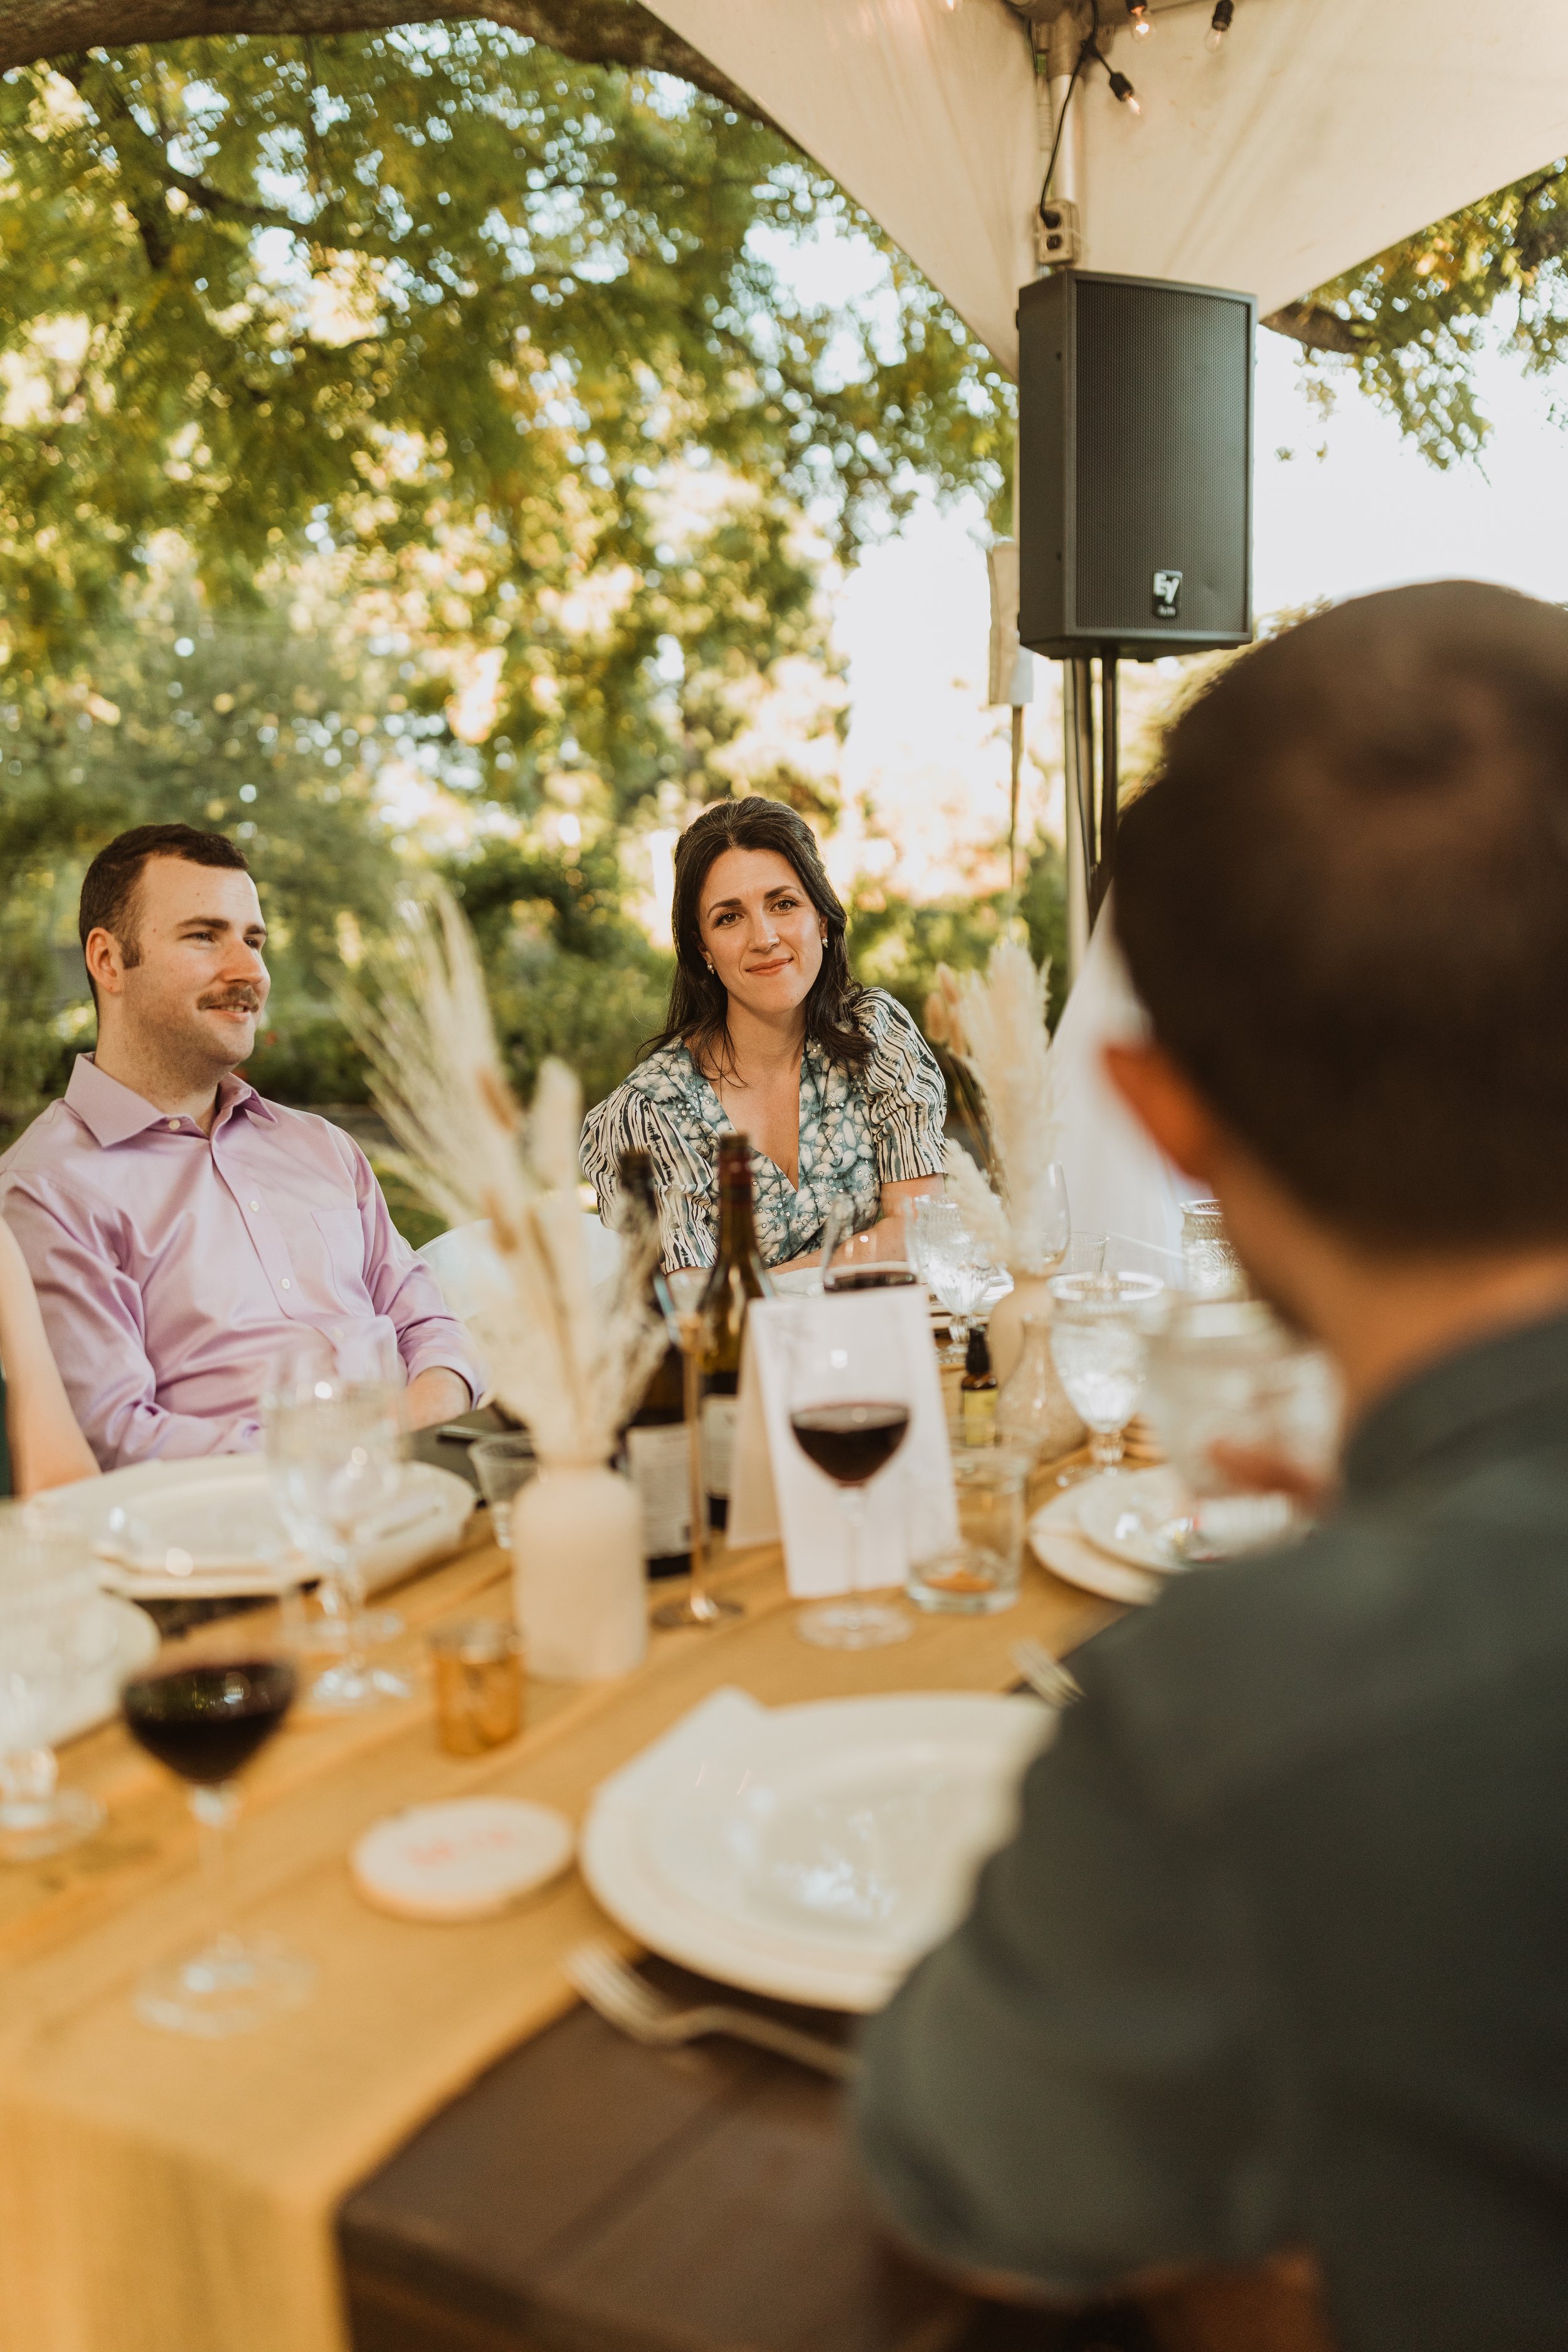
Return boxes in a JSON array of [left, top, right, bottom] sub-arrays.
[[726, 1290, 958, 1597]]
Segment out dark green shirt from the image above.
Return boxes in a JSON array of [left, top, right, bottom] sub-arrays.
[[857, 1311, 1568, 2352]]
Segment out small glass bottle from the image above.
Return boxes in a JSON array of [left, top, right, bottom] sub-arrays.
[[959, 1327, 997, 1443], [995, 1311, 1086, 1465]]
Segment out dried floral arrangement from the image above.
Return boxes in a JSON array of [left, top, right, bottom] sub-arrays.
[[346, 890, 667, 1464], [925, 934, 1062, 1269]]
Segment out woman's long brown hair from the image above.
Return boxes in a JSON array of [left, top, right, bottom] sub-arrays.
[[650, 797, 870, 1079]]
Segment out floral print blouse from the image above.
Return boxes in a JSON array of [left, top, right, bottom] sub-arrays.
[[580, 988, 948, 1269]]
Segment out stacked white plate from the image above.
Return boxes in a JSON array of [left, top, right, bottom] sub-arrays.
[[32, 1456, 475, 1602], [581, 1686, 1051, 2010], [1028, 1466, 1296, 1604], [1027, 1466, 1195, 1605]]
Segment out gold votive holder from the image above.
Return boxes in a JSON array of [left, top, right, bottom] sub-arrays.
[[428, 1620, 523, 1756]]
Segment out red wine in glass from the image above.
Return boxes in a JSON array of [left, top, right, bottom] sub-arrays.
[[789, 1402, 911, 1485], [822, 1265, 918, 1293], [124, 1660, 297, 1783], [120, 1659, 314, 2037]]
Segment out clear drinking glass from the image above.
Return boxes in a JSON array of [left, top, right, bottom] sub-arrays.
[[470, 1433, 539, 1548], [263, 1371, 411, 1708], [1012, 1160, 1072, 1274], [786, 1303, 913, 1650], [908, 1441, 1029, 1614], [122, 1656, 313, 2036], [1047, 1271, 1164, 1475], [1143, 1298, 1341, 1557], [0, 1505, 112, 1863]]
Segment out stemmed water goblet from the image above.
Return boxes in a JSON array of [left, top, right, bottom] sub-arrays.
[[649, 1266, 744, 1631], [121, 1653, 313, 2035], [0, 1505, 114, 1863], [1047, 1271, 1164, 1480], [910, 1197, 992, 1350], [786, 1299, 914, 1650], [263, 1355, 411, 1708]]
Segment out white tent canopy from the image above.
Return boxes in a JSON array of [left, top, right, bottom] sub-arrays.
[[644, 0, 1568, 375]]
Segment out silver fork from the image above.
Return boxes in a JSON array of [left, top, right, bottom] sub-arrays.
[[566, 1941, 860, 2082], [1012, 1638, 1084, 1707]]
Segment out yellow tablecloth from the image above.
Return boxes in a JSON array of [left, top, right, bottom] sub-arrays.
[[0, 1520, 1118, 2352]]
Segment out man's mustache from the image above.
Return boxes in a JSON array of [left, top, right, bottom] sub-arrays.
[[198, 988, 263, 1012]]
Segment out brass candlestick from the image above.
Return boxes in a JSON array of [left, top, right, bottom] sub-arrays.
[[651, 1271, 744, 1631]]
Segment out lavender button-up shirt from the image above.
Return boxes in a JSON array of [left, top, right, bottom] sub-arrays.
[[0, 1057, 482, 1470]]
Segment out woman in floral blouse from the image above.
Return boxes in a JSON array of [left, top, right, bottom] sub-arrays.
[[581, 798, 947, 1269]]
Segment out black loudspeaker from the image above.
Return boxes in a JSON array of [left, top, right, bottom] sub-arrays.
[[1017, 271, 1255, 660]]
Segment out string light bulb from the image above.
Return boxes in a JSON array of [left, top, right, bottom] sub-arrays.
[[1125, 1, 1154, 37], [1205, 0, 1234, 50], [1106, 66, 1141, 115]]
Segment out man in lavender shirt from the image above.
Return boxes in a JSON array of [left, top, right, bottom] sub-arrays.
[[0, 824, 482, 1469]]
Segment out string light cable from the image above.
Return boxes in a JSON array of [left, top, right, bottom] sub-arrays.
[[1038, 21, 1141, 221]]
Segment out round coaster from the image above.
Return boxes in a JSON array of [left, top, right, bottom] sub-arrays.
[[351, 1798, 575, 1922]]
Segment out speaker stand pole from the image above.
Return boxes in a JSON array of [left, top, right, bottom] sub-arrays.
[[1062, 655, 1094, 985], [1091, 650, 1119, 925]]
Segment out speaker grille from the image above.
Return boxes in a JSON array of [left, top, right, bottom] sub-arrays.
[[1072, 279, 1251, 640]]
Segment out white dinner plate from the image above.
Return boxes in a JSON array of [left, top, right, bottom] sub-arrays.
[[1027, 1483, 1166, 1606], [581, 1687, 1051, 2011], [1074, 1468, 1195, 1571], [41, 1594, 161, 1749], [33, 1458, 475, 1601]]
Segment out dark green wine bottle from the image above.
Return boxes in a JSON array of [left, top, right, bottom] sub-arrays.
[[698, 1133, 773, 1532]]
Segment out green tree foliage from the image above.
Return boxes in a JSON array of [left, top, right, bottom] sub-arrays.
[[0, 27, 1011, 818], [1272, 162, 1568, 465], [443, 832, 672, 1109], [0, 589, 403, 1123]]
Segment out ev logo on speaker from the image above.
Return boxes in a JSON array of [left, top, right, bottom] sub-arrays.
[[1152, 570, 1183, 621]]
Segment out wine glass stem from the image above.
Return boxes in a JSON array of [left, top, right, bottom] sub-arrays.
[[191, 1781, 240, 1940], [838, 1485, 870, 1599], [681, 1335, 707, 1599], [331, 1543, 368, 1676], [0, 1744, 56, 1823], [1089, 1427, 1125, 1470]]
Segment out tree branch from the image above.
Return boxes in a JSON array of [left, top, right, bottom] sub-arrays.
[[0, 0, 781, 134], [1261, 301, 1374, 358]]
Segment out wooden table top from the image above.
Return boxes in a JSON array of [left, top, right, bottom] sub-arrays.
[[1, 1457, 1335, 2352]]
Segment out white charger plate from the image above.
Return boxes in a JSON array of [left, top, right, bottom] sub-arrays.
[[33, 1458, 475, 1601], [1027, 1481, 1165, 1606], [581, 1687, 1051, 2011], [41, 1594, 160, 1749], [1074, 1468, 1195, 1571]]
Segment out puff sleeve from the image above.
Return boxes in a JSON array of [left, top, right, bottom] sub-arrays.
[[854, 990, 948, 1184]]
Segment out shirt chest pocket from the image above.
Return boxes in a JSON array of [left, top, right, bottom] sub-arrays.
[[309, 1205, 370, 1311]]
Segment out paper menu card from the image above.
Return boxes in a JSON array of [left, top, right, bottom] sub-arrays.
[[726, 1291, 958, 1597]]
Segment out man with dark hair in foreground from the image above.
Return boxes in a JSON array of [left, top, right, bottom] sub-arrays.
[[855, 582, 1568, 2351], [0, 824, 480, 1466]]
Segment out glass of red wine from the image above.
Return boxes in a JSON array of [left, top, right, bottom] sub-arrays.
[[787, 1303, 914, 1650], [121, 1658, 315, 2037], [819, 1192, 918, 1295]]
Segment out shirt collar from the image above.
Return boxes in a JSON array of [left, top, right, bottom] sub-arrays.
[[1344, 1308, 1568, 1501], [64, 1056, 275, 1147]]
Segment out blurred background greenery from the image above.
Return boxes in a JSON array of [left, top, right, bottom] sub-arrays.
[[0, 26, 1064, 1237], [0, 18, 1534, 1238]]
